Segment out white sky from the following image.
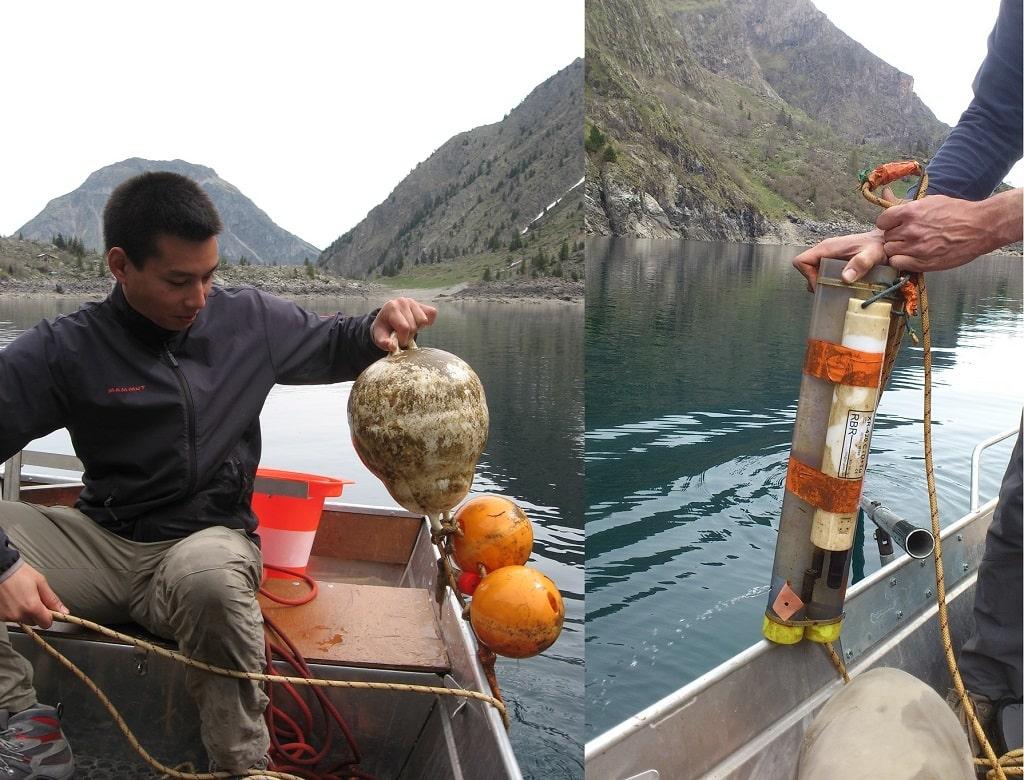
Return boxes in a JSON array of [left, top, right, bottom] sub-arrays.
[[0, 1, 583, 249], [812, 0, 1024, 187]]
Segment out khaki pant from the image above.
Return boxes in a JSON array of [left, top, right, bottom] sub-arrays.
[[0, 501, 270, 772], [797, 667, 974, 779]]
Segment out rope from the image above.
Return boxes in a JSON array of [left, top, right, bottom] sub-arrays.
[[975, 751, 1024, 780], [823, 641, 850, 684], [18, 609, 508, 777], [858, 160, 929, 210], [431, 514, 510, 727], [845, 161, 1021, 778], [34, 611, 505, 713], [919, 280, 1016, 780], [20, 623, 301, 780]]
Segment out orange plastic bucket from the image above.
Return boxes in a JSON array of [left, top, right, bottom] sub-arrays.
[[251, 468, 352, 578]]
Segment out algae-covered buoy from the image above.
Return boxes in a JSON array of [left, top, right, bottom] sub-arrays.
[[469, 565, 564, 658], [348, 343, 489, 529], [452, 494, 533, 573]]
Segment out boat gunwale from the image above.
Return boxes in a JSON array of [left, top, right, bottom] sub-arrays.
[[585, 495, 999, 762]]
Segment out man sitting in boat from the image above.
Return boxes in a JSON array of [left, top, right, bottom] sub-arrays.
[[0, 170, 437, 778], [793, 0, 1022, 759]]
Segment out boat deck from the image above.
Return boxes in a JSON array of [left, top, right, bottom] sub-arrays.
[[3, 480, 499, 778], [260, 578, 449, 672]]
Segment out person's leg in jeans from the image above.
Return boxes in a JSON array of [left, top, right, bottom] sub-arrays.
[[131, 525, 270, 772]]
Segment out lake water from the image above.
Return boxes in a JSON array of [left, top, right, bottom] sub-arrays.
[[585, 238, 1023, 738], [0, 291, 584, 779]]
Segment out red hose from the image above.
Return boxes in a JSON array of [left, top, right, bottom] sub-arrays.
[[260, 565, 320, 605], [258, 569, 372, 779]]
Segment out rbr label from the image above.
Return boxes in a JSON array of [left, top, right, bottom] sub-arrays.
[[838, 410, 873, 479]]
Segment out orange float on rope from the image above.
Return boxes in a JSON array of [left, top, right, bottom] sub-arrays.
[[863, 160, 923, 191], [469, 565, 564, 658], [451, 495, 533, 573]]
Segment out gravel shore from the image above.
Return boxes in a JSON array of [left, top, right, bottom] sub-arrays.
[[0, 270, 584, 303]]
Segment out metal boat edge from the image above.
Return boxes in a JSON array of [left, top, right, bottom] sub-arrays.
[[585, 498, 997, 780]]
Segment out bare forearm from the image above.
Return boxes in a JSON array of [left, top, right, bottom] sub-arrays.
[[979, 188, 1023, 250], [876, 190, 1022, 272]]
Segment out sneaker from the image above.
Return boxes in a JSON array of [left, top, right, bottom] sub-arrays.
[[945, 687, 997, 759], [209, 753, 270, 779], [0, 704, 74, 780]]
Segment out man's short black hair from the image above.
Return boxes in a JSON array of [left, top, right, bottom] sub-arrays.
[[103, 171, 222, 268]]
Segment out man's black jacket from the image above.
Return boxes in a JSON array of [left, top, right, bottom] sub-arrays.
[[0, 283, 384, 577]]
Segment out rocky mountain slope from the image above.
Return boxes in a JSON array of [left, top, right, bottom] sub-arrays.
[[319, 59, 583, 279], [586, 0, 951, 241], [16, 158, 319, 265]]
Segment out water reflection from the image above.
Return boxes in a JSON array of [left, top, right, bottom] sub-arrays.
[[585, 237, 1022, 738]]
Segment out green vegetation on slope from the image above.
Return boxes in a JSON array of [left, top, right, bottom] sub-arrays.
[[377, 186, 585, 289], [586, 0, 947, 237]]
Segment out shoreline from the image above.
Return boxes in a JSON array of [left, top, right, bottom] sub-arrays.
[[0, 276, 585, 304]]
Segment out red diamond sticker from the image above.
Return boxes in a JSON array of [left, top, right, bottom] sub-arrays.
[[772, 582, 804, 621]]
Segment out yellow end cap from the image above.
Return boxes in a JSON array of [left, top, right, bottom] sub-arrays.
[[805, 619, 843, 644], [762, 615, 805, 645]]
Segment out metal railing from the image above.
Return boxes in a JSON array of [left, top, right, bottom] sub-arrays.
[[970, 426, 1019, 512], [1, 450, 84, 501], [0, 449, 365, 503]]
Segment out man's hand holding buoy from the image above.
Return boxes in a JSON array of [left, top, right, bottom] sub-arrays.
[[371, 297, 438, 352]]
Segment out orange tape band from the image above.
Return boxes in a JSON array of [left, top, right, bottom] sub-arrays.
[[803, 339, 884, 387], [902, 277, 920, 316], [866, 160, 923, 190], [786, 458, 862, 515]]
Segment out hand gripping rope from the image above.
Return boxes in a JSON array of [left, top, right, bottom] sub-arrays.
[[18, 558, 507, 780]]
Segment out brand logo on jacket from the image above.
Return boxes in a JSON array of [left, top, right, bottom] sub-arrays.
[[107, 385, 146, 394]]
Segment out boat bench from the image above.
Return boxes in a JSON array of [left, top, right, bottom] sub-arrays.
[[4, 469, 450, 675], [260, 578, 449, 672]]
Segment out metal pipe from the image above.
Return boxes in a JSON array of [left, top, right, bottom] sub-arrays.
[[860, 498, 934, 559], [763, 259, 901, 645]]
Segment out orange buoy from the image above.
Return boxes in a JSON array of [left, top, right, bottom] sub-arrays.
[[469, 565, 564, 658], [452, 495, 533, 574]]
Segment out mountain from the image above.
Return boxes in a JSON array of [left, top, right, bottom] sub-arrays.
[[16, 158, 319, 265], [319, 59, 583, 279], [586, 0, 950, 240]]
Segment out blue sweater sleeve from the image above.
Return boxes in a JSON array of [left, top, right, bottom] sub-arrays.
[[922, 0, 1023, 200]]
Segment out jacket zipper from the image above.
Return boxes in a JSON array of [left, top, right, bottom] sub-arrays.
[[164, 346, 198, 498]]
